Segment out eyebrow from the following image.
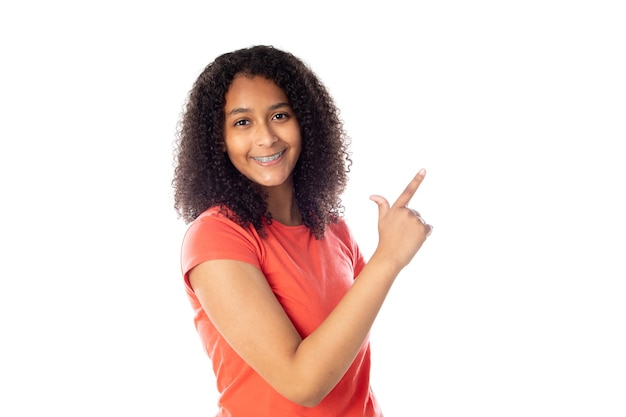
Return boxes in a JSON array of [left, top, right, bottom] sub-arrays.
[[226, 102, 291, 117]]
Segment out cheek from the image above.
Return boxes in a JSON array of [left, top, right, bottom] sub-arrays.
[[223, 144, 241, 168], [293, 141, 302, 159], [223, 136, 246, 157], [225, 148, 243, 165], [292, 135, 303, 158]]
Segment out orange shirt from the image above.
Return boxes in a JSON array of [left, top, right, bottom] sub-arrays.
[[181, 207, 382, 416]]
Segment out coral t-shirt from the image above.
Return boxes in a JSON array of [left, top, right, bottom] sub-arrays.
[[181, 207, 382, 416]]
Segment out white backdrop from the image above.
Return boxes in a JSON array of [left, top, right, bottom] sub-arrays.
[[1, 1, 625, 416]]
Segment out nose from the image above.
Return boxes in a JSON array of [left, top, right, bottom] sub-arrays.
[[255, 122, 278, 147]]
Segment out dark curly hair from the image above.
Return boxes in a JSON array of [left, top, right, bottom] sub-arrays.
[[172, 45, 351, 239]]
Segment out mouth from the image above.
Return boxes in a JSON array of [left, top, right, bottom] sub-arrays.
[[252, 150, 285, 163]]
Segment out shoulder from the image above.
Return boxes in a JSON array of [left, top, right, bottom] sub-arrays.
[[183, 206, 261, 247], [325, 217, 354, 242], [181, 206, 263, 274], [326, 217, 365, 266], [186, 206, 250, 237]]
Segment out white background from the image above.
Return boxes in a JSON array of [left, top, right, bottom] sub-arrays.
[[1, 1, 625, 416]]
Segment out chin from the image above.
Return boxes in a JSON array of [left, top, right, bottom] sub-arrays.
[[256, 176, 292, 188]]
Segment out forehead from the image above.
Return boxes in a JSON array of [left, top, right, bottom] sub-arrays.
[[224, 75, 289, 109]]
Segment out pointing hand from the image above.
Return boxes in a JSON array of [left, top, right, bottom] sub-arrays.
[[369, 169, 433, 270]]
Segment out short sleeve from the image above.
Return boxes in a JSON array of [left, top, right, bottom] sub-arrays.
[[347, 225, 366, 279], [328, 218, 367, 280], [180, 208, 262, 289]]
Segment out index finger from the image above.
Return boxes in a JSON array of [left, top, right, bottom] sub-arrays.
[[392, 168, 427, 208]]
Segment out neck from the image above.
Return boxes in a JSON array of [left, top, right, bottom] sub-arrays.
[[264, 183, 302, 226]]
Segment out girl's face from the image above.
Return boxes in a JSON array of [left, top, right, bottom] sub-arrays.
[[223, 75, 301, 190]]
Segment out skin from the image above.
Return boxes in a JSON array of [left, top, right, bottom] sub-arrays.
[[222, 75, 303, 225], [189, 75, 433, 407]]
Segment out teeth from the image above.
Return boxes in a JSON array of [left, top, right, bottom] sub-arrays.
[[253, 150, 284, 163]]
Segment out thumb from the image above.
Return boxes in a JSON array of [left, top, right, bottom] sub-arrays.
[[369, 195, 390, 220]]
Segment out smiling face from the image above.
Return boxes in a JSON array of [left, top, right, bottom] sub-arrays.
[[223, 75, 302, 192]]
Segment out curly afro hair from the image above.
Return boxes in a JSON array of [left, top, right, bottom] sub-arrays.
[[172, 45, 352, 239]]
